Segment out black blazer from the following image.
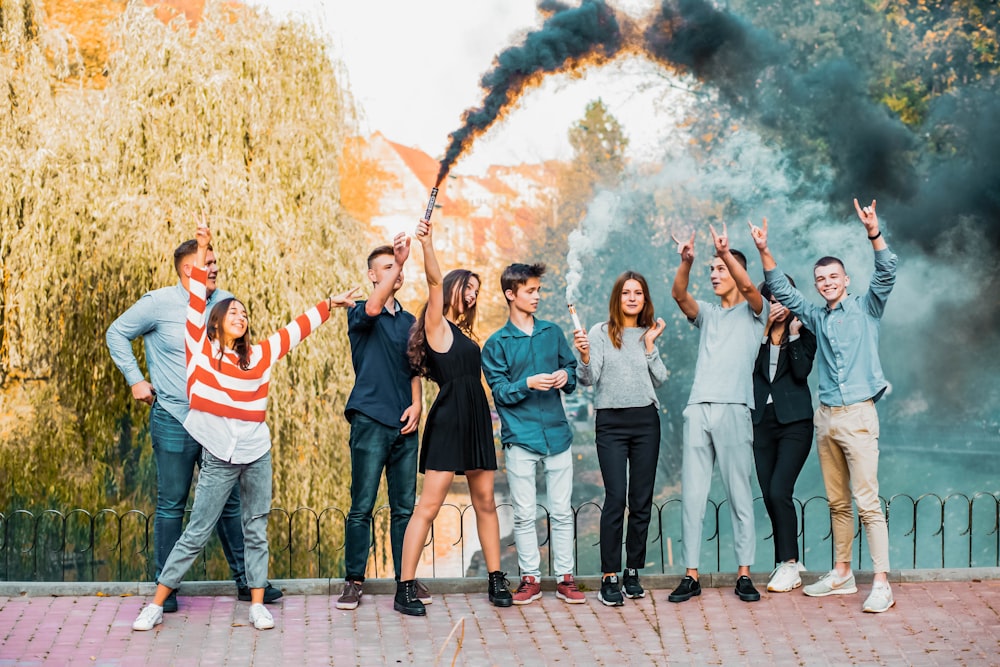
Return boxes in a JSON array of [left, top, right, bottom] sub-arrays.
[[751, 327, 817, 425]]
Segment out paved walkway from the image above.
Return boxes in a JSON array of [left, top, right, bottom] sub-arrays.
[[1, 571, 999, 666]]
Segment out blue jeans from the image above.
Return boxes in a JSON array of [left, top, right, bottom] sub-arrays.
[[343, 413, 418, 581], [159, 450, 273, 590], [150, 403, 246, 585]]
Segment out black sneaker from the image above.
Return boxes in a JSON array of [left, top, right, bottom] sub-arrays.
[[598, 574, 624, 607], [162, 590, 178, 613], [488, 571, 513, 608], [622, 568, 645, 599], [735, 575, 761, 602], [668, 576, 701, 603], [394, 579, 426, 616], [237, 583, 284, 604]]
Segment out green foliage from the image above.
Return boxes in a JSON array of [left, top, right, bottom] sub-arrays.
[[1, 0, 363, 578]]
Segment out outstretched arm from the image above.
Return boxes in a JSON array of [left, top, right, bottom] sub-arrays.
[[751, 218, 816, 330], [415, 218, 453, 353], [670, 231, 699, 320], [712, 222, 763, 315]]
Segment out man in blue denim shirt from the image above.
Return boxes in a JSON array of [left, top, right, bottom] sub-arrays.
[[107, 239, 282, 612], [482, 263, 583, 605], [751, 199, 898, 614]]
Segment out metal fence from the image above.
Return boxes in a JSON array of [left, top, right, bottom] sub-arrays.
[[2, 492, 998, 582]]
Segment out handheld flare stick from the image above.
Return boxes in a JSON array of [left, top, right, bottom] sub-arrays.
[[423, 187, 439, 222], [567, 304, 583, 332]]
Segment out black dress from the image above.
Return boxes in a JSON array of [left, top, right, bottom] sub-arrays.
[[419, 321, 497, 475]]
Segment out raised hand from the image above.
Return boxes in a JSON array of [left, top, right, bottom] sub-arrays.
[[709, 223, 730, 254], [415, 218, 432, 243], [748, 217, 768, 251], [767, 300, 787, 326], [195, 211, 211, 248], [854, 198, 879, 236], [670, 230, 695, 263], [645, 317, 666, 353], [328, 286, 362, 310], [392, 232, 411, 265]]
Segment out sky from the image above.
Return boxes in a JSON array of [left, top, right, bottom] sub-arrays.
[[248, 0, 688, 174]]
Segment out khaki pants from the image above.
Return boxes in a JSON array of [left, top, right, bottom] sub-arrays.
[[814, 401, 890, 573]]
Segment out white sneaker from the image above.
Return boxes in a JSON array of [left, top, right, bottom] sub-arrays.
[[132, 604, 163, 631], [767, 560, 805, 592], [249, 603, 275, 630], [803, 569, 858, 597], [863, 582, 895, 613]]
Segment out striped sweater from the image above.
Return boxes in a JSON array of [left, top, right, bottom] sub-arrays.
[[185, 265, 331, 423]]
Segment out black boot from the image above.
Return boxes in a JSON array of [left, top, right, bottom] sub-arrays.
[[394, 579, 426, 616], [488, 571, 513, 607]]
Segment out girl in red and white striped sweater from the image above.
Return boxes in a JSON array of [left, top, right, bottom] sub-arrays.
[[133, 220, 358, 633]]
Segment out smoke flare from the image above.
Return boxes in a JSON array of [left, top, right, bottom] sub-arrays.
[[435, 0, 626, 184]]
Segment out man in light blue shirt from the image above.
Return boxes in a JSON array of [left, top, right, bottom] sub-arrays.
[[751, 199, 898, 614], [107, 240, 281, 611]]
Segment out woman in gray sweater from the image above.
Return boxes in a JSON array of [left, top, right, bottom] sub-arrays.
[[573, 271, 667, 607]]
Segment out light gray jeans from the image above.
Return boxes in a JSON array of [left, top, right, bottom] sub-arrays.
[[505, 445, 575, 578], [681, 403, 756, 570], [158, 449, 272, 590]]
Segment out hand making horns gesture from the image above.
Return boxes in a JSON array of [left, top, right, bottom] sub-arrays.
[[670, 230, 695, 263], [748, 217, 768, 251], [709, 222, 730, 255]]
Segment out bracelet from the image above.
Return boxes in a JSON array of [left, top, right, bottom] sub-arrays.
[[868, 231, 882, 240]]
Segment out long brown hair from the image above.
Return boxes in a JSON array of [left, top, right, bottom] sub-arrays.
[[607, 271, 655, 349], [408, 269, 480, 376], [206, 298, 252, 371]]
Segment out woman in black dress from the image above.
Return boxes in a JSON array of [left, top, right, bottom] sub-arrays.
[[394, 217, 512, 616]]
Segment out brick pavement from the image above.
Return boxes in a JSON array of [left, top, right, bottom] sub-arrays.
[[1, 577, 999, 666]]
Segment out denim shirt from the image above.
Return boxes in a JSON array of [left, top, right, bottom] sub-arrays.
[[482, 318, 577, 456], [106, 281, 233, 425], [765, 247, 897, 407]]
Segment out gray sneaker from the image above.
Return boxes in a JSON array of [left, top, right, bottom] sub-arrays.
[[803, 570, 858, 597], [336, 580, 363, 610], [862, 583, 895, 613]]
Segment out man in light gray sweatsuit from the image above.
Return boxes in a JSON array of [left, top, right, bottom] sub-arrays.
[[669, 224, 768, 604]]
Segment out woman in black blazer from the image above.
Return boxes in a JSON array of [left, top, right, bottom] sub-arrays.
[[752, 277, 817, 593]]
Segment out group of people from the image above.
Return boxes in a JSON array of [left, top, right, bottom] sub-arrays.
[[109, 197, 897, 632]]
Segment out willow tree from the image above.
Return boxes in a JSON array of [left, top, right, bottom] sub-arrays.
[[1, 0, 365, 579]]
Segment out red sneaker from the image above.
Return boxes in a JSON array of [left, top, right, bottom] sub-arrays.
[[512, 575, 542, 605], [556, 574, 586, 604]]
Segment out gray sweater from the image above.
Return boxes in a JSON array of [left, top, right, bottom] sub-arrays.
[[576, 323, 669, 409]]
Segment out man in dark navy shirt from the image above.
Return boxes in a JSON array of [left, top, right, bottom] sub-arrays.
[[337, 234, 427, 610]]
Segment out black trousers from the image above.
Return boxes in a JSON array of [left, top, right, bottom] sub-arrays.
[[595, 404, 661, 573], [752, 403, 813, 564]]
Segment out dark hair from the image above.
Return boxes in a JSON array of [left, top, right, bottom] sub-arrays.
[[729, 249, 748, 270], [814, 256, 846, 273], [173, 239, 213, 276], [367, 245, 393, 270], [758, 274, 797, 302], [408, 269, 480, 376], [759, 275, 798, 346], [607, 271, 655, 349], [206, 298, 251, 371], [500, 263, 546, 303]]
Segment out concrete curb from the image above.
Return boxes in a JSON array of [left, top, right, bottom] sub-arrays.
[[1, 567, 997, 598]]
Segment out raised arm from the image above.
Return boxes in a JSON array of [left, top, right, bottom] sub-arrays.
[[855, 198, 897, 317], [366, 232, 410, 317], [670, 231, 699, 320], [415, 218, 453, 353], [711, 223, 763, 315], [750, 218, 817, 330]]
